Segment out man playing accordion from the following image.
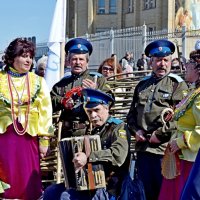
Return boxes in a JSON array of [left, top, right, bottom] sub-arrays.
[[44, 89, 130, 200]]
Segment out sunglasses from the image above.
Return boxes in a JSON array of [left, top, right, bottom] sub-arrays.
[[102, 66, 114, 71]]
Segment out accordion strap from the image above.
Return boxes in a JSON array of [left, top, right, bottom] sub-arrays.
[[84, 135, 95, 190]]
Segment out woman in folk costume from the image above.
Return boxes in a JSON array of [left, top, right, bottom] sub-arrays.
[[159, 50, 200, 200], [0, 38, 54, 200]]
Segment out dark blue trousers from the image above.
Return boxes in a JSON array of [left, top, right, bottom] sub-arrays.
[[43, 183, 116, 200], [136, 151, 163, 200], [181, 149, 200, 200], [60, 188, 112, 200], [43, 183, 66, 200]]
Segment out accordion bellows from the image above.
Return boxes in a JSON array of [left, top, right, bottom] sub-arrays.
[[59, 135, 106, 190]]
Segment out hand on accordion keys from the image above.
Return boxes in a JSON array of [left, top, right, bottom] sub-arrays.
[[59, 136, 106, 190], [72, 152, 88, 173]]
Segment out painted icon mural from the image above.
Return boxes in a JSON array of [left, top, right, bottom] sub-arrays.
[[175, 0, 200, 31]]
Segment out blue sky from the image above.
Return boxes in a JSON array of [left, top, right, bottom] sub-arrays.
[[0, 0, 56, 51]]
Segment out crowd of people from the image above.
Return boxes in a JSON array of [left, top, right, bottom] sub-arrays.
[[0, 36, 200, 200]]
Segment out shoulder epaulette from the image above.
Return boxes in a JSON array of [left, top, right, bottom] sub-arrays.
[[141, 74, 151, 81], [168, 73, 184, 82], [107, 117, 123, 125], [89, 71, 103, 77], [60, 74, 72, 81], [64, 74, 72, 78]]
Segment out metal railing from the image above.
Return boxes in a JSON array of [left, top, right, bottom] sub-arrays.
[[78, 25, 200, 71]]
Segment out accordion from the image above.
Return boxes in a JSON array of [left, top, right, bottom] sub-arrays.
[[59, 135, 106, 190]]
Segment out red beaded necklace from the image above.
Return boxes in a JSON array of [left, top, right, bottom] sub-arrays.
[[7, 73, 31, 135]]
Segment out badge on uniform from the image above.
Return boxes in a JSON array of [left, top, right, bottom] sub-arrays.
[[162, 93, 170, 98], [118, 130, 127, 139]]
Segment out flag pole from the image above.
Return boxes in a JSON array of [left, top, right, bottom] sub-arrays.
[[60, 41, 65, 78], [60, 0, 67, 79], [44, 0, 67, 183], [55, 0, 67, 184], [56, 30, 65, 185]]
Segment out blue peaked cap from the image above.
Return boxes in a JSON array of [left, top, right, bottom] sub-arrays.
[[65, 38, 93, 55], [82, 88, 114, 108], [145, 39, 175, 57]]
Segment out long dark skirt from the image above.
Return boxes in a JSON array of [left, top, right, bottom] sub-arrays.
[[158, 159, 193, 200], [181, 149, 200, 200], [0, 123, 42, 200]]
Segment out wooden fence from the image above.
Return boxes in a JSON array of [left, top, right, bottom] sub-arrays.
[[40, 69, 184, 186]]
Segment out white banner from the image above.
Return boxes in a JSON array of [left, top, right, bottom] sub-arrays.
[[45, 0, 66, 90]]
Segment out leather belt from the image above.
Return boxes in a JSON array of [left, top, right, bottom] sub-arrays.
[[64, 121, 86, 130], [73, 121, 86, 130]]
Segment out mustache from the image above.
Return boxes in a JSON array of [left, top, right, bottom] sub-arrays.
[[157, 67, 166, 71], [90, 117, 100, 122]]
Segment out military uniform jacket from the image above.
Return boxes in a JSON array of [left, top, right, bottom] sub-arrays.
[[127, 73, 188, 154], [51, 69, 111, 123], [82, 117, 130, 197]]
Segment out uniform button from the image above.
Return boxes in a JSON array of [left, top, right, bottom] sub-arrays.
[[96, 158, 98, 160], [89, 158, 92, 161], [151, 89, 154, 92], [104, 141, 106, 143]]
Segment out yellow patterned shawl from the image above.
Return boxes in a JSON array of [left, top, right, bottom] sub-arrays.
[[0, 70, 54, 137], [175, 89, 200, 162]]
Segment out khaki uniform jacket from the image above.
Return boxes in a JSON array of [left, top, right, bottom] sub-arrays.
[[72, 116, 130, 197], [127, 73, 188, 154], [50, 69, 111, 136]]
